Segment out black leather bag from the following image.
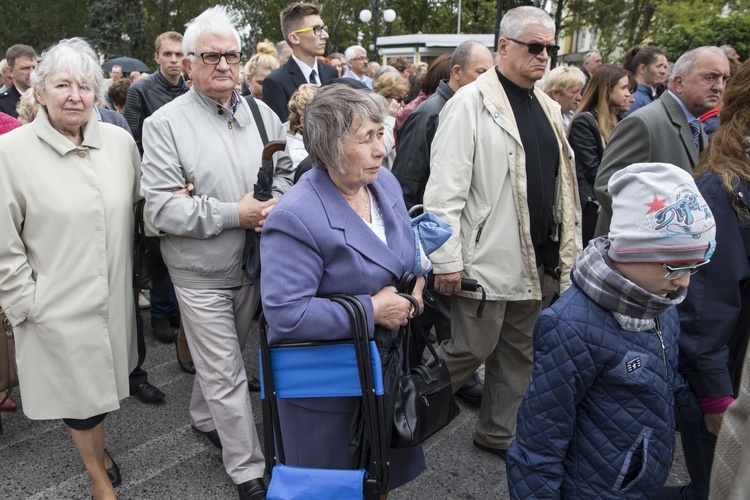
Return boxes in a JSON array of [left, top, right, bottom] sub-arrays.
[[391, 294, 460, 448], [132, 199, 169, 290]]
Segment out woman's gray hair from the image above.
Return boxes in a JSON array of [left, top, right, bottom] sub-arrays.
[[304, 84, 388, 174], [31, 38, 104, 104], [183, 5, 242, 59], [499, 6, 555, 41]]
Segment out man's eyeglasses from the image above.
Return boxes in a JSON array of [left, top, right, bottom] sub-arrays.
[[662, 260, 710, 280], [507, 38, 560, 56], [290, 25, 328, 37], [189, 52, 242, 65], [351, 56, 368, 62]]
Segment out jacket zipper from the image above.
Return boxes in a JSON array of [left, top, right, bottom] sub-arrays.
[[654, 317, 675, 455], [654, 317, 668, 378], [227, 119, 249, 286]]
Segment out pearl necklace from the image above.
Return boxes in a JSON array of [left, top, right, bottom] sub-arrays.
[[359, 189, 370, 220]]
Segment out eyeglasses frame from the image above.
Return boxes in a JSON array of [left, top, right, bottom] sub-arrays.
[[188, 51, 243, 65], [662, 260, 710, 280], [289, 25, 328, 37]]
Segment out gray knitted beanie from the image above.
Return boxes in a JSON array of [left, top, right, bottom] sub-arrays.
[[607, 162, 716, 264]]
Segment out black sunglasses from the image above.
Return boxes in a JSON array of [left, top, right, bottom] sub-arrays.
[[508, 38, 560, 56]]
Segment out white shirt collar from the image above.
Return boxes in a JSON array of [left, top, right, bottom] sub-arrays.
[[292, 54, 320, 84]]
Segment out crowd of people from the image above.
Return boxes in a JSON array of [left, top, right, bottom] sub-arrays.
[[0, 2, 748, 499]]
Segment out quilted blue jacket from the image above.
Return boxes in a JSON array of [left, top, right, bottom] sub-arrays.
[[506, 282, 700, 499]]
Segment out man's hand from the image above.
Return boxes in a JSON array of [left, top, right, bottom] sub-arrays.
[[239, 192, 277, 232], [171, 182, 194, 198], [434, 271, 463, 294]]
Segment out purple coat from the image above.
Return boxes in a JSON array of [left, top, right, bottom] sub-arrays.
[[260, 166, 425, 490]]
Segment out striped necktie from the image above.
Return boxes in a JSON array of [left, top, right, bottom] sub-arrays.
[[690, 119, 701, 148]]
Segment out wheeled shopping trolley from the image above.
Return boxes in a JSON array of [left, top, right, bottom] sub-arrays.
[[259, 295, 389, 500]]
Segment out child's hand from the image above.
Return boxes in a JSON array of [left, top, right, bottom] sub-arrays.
[[704, 412, 724, 435]]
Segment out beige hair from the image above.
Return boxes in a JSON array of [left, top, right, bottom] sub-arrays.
[[287, 83, 318, 135], [17, 88, 40, 124], [543, 66, 586, 95], [245, 41, 280, 78], [373, 71, 409, 99]]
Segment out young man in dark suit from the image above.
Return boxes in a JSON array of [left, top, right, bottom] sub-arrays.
[[262, 2, 338, 122]]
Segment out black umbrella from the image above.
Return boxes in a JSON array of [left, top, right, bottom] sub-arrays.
[[102, 57, 150, 73], [243, 140, 287, 279]]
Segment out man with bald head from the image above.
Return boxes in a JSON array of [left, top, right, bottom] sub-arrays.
[[423, 7, 580, 458]]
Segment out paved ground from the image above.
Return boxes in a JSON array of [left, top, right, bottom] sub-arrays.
[[2, 306, 689, 499]]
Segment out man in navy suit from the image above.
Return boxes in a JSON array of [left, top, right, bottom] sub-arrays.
[[263, 2, 338, 122]]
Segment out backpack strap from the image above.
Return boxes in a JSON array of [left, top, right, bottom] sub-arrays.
[[245, 95, 268, 145]]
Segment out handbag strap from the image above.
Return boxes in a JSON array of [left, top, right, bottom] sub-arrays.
[[245, 95, 269, 146]]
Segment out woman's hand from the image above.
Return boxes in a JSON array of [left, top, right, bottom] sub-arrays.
[[412, 275, 426, 315], [372, 286, 412, 330]]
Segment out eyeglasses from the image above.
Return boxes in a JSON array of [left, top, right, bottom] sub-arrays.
[[507, 38, 560, 56], [290, 25, 328, 37], [189, 52, 242, 65], [390, 94, 407, 103], [662, 260, 710, 280], [351, 56, 368, 62]]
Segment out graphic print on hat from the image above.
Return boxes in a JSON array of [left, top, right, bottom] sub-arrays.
[[607, 163, 716, 264]]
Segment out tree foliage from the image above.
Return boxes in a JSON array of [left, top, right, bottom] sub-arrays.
[[652, 12, 750, 62]]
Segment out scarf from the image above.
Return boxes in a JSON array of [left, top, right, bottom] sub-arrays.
[[571, 237, 687, 331]]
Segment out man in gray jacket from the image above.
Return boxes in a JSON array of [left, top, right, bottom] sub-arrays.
[[593, 46, 730, 235], [140, 7, 292, 500]]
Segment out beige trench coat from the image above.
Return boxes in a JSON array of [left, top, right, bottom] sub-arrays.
[[0, 109, 139, 420]]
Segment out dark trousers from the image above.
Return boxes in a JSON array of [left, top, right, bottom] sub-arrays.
[[659, 415, 715, 499], [129, 288, 148, 389], [150, 275, 179, 320]]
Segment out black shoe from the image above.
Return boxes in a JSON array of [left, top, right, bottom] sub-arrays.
[[169, 313, 181, 328], [456, 372, 484, 406], [105, 450, 121, 487], [247, 375, 261, 392], [151, 317, 176, 342], [473, 439, 507, 460], [192, 425, 222, 449], [176, 338, 195, 374], [237, 478, 267, 500], [131, 382, 165, 404]]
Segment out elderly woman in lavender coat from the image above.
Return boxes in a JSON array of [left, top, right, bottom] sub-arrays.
[[260, 84, 426, 492]]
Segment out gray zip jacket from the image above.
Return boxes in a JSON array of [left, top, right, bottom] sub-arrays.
[[140, 87, 293, 288]]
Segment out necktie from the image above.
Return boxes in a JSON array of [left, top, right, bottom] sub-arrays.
[[690, 119, 701, 148], [309, 69, 318, 85]]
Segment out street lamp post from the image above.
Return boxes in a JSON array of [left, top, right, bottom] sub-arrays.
[[359, 2, 396, 58]]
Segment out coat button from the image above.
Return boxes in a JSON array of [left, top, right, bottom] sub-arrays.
[[78, 151, 86, 158], [494, 111, 499, 119]]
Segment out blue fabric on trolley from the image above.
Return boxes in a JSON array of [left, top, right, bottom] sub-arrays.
[[259, 341, 384, 399], [267, 464, 366, 500]]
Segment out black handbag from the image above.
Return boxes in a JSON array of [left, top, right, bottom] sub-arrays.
[[391, 292, 460, 448], [132, 199, 169, 290]]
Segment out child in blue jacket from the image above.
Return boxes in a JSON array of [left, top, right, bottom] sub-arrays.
[[507, 163, 712, 498]]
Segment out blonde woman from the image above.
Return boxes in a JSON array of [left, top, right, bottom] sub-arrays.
[[285, 83, 318, 169], [543, 66, 586, 133], [244, 41, 280, 100], [373, 72, 409, 170]]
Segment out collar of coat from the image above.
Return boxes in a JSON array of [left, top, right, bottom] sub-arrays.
[[188, 86, 255, 128], [474, 68, 568, 151], [34, 106, 102, 156]]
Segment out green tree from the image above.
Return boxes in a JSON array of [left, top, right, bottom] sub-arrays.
[[0, 0, 87, 56], [653, 12, 750, 62], [88, 0, 149, 64]]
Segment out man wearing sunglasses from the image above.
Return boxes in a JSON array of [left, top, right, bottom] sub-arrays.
[[423, 6, 580, 460], [263, 2, 338, 122]]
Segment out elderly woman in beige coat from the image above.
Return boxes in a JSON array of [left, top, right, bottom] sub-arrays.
[[0, 38, 140, 500]]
